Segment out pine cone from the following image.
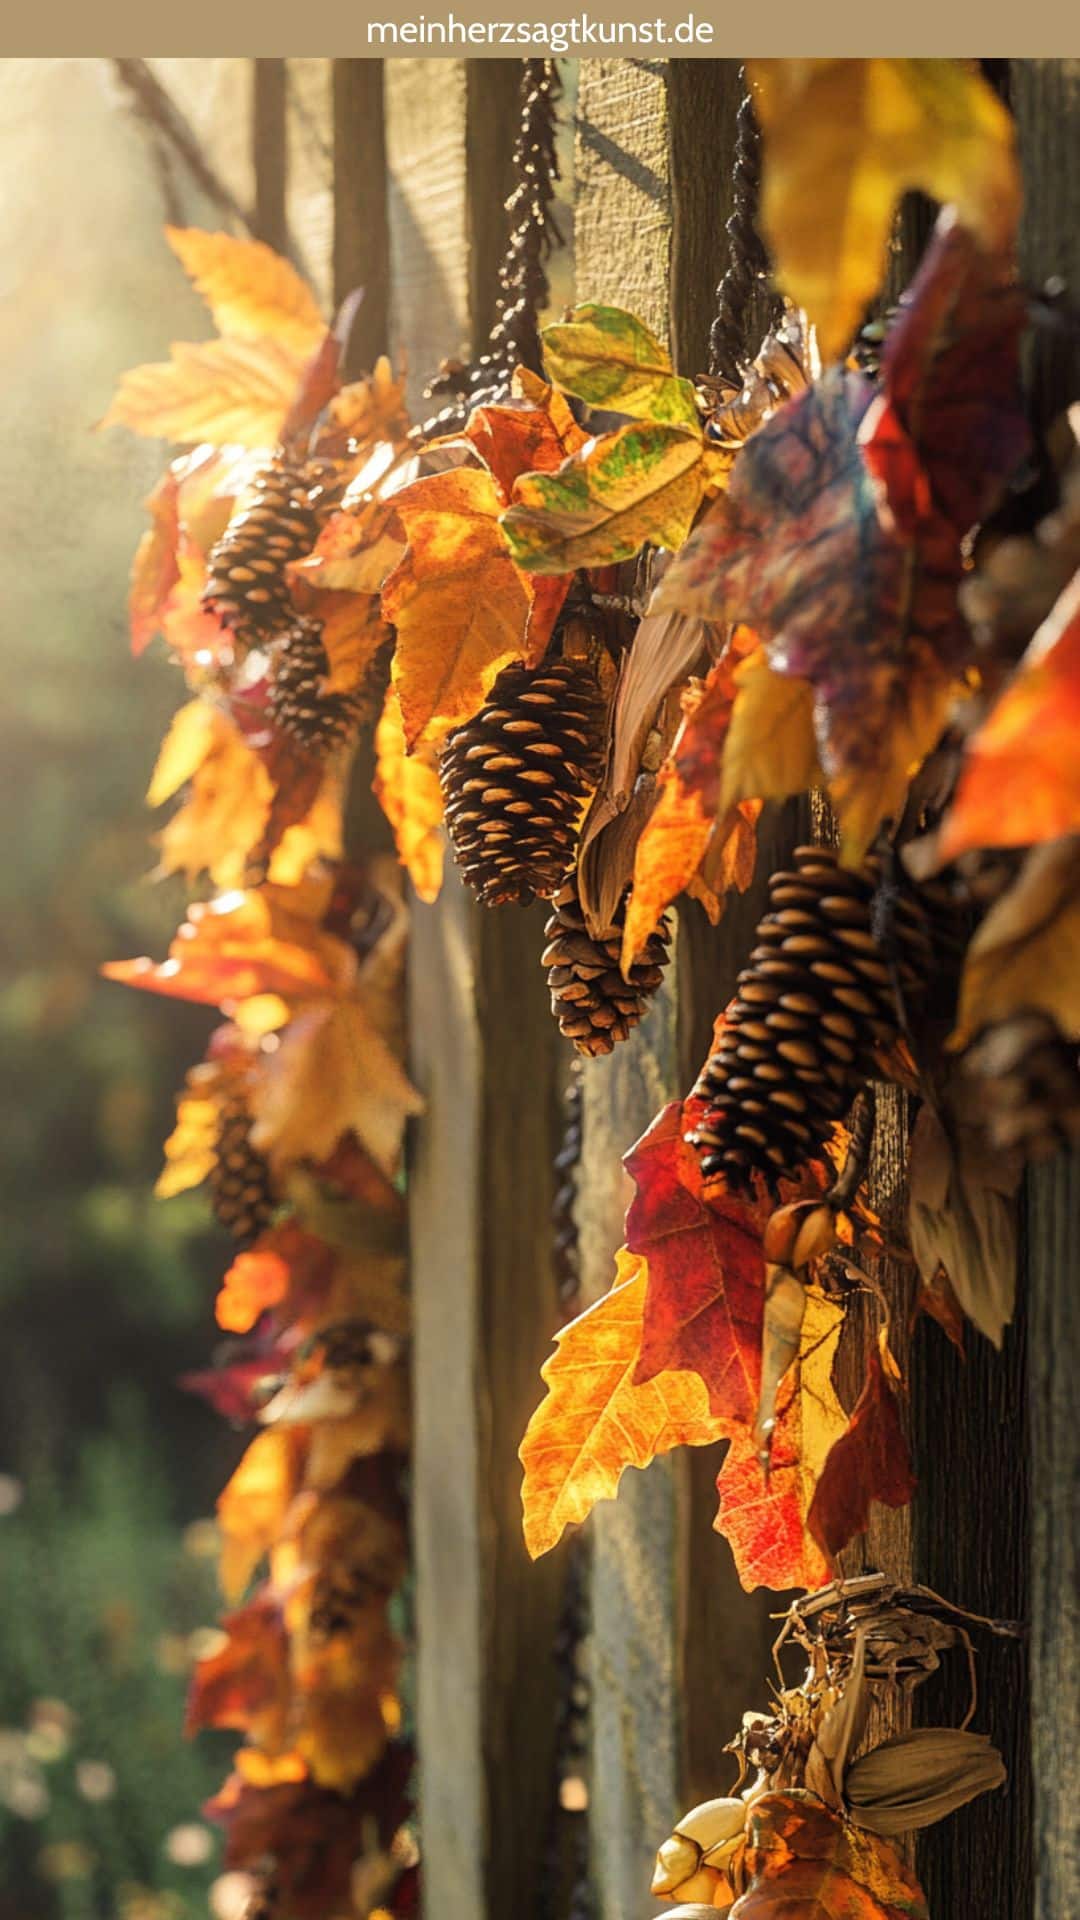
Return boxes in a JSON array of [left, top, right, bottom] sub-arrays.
[[210, 1093, 278, 1246], [440, 659, 606, 906], [543, 881, 670, 1057], [963, 1011, 1080, 1160], [203, 454, 320, 647], [269, 617, 371, 755], [690, 845, 940, 1192]]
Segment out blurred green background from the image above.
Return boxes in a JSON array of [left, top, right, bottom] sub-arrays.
[[0, 59, 249, 1919]]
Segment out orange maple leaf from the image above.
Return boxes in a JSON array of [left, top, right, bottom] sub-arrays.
[[218, 1427, 308, 1602], [733, 1788, 929, 1918], [381, 467, 532, 748], [519, 1248, 728, 1558], [939, 570, 1080, 860]]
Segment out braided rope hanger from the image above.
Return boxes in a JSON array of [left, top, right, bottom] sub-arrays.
[[708, 78, 783, 387]]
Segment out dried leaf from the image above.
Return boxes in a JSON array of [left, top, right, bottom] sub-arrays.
[[908, 1100, 1022, 1346], [103, 887, 348, 1009], [100, 334, 311, 447], [749, 57, 1019, 361], [503, 420, 715, 574], [541, 303, 700, 426], [373, 686, 445, 904], [939, 572, 1080, 861], [249, 995, 424, 1181], [165, 226, 327, 355], [156, 1062, 224, 1199], [217, 1427, 307, 1601], [715, 1288, 846, 1593], [955, 835, 1080, 1043], [463, 388, 589, 503], [807, 1337, 917, 1561], [622, 642, 761, 968], [720, 649, 824, 813], [185, 1589, 290, 1748], [294, 498, 406, 598], [519, 1248, 727, 1559], [845, 1727, 1005, 1836], [381, 466, 531, 748], [732, 1789, 929, 1918], [149, 702, 275, 890]]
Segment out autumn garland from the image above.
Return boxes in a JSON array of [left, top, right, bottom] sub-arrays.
[[103, 55, 1080, 1920]]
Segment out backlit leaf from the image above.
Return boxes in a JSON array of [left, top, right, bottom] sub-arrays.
[[373, 686, 445, 904], [731, 1789, 929, 1918], [938, 571, 1080, 860], [218, 1427, 307, 1601], [149, 702, 275, 890], [101, 335, 310, 447], [381, 466, 531, 748], [502, 420, 711, 574], [166, 226, 327, 355], [807, 1336, 917, 1560], [103, 885, 350, 1008], [249, 995, 424, 1181], [541, 303, 700, 426], [519, 1248, 727, 1558], [130, 467, 180, 655], [749, 57, 1019, 361], [719, 649, 824, 813], [715, 1288, 846, 1592]]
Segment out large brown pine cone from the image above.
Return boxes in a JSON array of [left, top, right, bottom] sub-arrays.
[[542, 881, 670, 1057]]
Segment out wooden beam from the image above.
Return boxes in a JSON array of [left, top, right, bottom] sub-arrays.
[[252, 58, 288, 255], [332, 60, 391, 371]]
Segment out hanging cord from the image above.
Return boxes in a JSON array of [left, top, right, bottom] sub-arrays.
[[423, 59, 563, 429], [536, 1060, 596, 1920], [708, 78, 782, 385]]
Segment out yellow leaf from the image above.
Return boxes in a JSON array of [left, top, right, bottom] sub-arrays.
[[294, 498, 406, 598], [955, 835, 1080, 1044], [749, 58, 1020, 361], [150, 704, 275, 890], [381, 466, 531, 748], [267, 768, 346, 887], [519, 1249, 728, 1559], [503, 420, 707, 574], [541, 304, 700, 426], [165, 226, 327, 355], [373, 686, 445, 904], [249, 996, 424, 1180], [218, 1428, 306, 1601], [156, 1063, 224, 1200], [100, 335, 310, 447], [720, 651, 824, 813]]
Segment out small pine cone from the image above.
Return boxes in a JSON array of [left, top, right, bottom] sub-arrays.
[[690, 845, 938, 1192], [269, 617, 367, 755], [210, 1094, 278, 1246], [203, 454, 319, 646], [963, 1011, 1080, 1160], [543, 882, 670, 1057], [440, 659, 606, 906]]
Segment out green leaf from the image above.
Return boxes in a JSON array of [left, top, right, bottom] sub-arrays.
[[502, 420, 707, 573], [541, 304, 700, 427]]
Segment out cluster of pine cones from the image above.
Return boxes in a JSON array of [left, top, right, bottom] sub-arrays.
[[203, 451, 369, 758]]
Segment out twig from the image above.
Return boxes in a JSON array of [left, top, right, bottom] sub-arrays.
[[110, 58, 256, 235]]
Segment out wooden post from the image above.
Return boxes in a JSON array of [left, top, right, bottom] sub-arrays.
[[332, 60, 391, 372], [252, 59, 288, 255], [387, 58, 568, 1920]]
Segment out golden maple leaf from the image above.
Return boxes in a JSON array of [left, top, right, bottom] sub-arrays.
[[165, 227, 327, 356], [519, 1248, 728, 1559]]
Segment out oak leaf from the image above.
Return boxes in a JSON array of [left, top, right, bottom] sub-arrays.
[[380, 466, 531, 748], [807, 1336, 917, 1561], [541, 303, 700, 426], [624, 1101, 765, 1426], [519, 1248, 727, 1558], [715, 1288, 847, 1592], [731, 1789, 929, 1919], [101, 334, 312, 448], [939, 571, 1080, 861], [749, 57, 1019, 361], [165, 226, 327, 356], [373, 686, 445, 904], [503, 420, 721, 574]]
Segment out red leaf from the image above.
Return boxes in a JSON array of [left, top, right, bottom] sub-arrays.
[[807, 1342, 917, 1561], [185, 1588, 289, 1739], [181, 1347, 290, 1424], [624, 1102, 765, 1426]]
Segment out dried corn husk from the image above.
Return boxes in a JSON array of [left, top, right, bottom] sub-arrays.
[[805, 1630, 869, 1810], [844, 1727, 1005, 1835]]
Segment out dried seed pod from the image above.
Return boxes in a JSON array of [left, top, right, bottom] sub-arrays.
[[543, 880, 671, 1056], [844, 1727, 1006, 1836], [440, 657, 606, 906]]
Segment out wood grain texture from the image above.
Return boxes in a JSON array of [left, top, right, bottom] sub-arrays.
[[666, 59, 743, 377], [332, 60, 390, 366], [574, 60, 681, 1918], [252, 60, 287, 256], [384, 59, 470, 409]]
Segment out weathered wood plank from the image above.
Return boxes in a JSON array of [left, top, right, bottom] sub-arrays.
[[252, 59, 288, 254], [332, 60, 391, 368], [384, 59, 470, 410]]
